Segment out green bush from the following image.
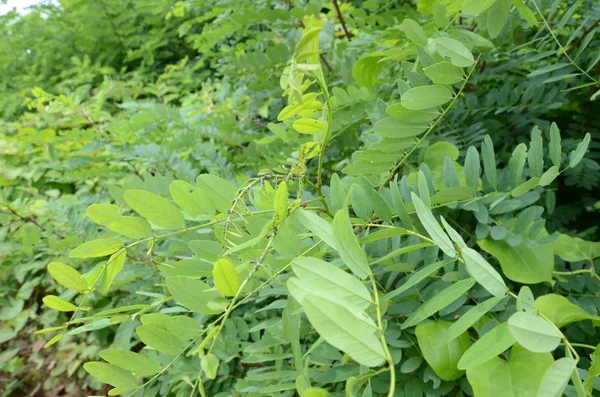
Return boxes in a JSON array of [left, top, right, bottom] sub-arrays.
[[1, 1, 599, 396]]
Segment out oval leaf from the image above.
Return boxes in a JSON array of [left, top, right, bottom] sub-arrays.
[[47, 262, 87, 291], [212, 258, 241, 297], [124, 189, 185, 230], [507, 312, 562, 353], [401, 85, 453, 110]]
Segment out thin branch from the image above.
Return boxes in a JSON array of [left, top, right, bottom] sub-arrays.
[[0, 206, 46, 232], [332, 0, 353, 40], [378, 55, 481, 189], [566, 18, 600, 54]]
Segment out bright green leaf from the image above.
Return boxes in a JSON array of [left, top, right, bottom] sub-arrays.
[[47, 262, 87, 291], [416, 320, 472, 381], [124, 190, 185, 230], [212, 258, 241, 297], [507, 312, 562, 353], [401, 85, 453, 110], [70, 238, 123, 258], [302, 294, 386, 367], [458, 323, 516, 370], [402, 278, 476, 329], [410, 193, 456, 257], [332, 209, 370, 279]]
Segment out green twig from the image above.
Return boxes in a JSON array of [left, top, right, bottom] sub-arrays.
[[378, 54, 481, 189]]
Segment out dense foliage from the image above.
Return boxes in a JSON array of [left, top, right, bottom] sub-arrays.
[[1, 0, 599, 396]]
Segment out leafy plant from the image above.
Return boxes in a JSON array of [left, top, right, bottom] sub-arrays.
[[2, 0, 599, 396]]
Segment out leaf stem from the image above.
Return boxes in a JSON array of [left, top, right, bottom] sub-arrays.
[[369, 273, 396, 397], [378, 54, 481, 190], [530, 0, 599, 86]]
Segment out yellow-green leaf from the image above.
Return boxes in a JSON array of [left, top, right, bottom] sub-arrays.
[[70, 238, 123, 258], [292, 118, 326, 134], [47, 262, 88, 291], [43, 295, 77, 312], [212, 258, 241, 297], [124, 189, 185, 230]]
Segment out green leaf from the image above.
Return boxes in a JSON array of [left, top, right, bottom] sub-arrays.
[[512, 177, 540, 197], [439, 296, 504, 345], [332, 209, 370, 279], [417, 170, 431, 207], [43, 295, 77, 312], [549, 122, 562, 167], [99, 349, 160, 378], [584, 345, 600, 392], [47, 262, 87, 291], [507, 312, 562, 353], [273, 181, 288, 228], [435, 37, 475, 67], [86, 204, 152, 238], [292, 118, 326, 134], [196, 174, 239, 214], [461, 247, 506, 297], [517, 286, 535, 313], [212, 258, 241, 297], [296, 210, 337, 249], [509, 143, 528, 187], [383, 260, 450, 301], [416, 320, 472, 381], [166, 276, 223, 315], [390, 181, 413, 227], [481, 135, 497, 190], [551, 234, 600, 261], [140, 314, 202, 341], [359, 176, 393, 222], [352, 54, 385, 90], [463, 0, 495, 15], [467, 344, 553, 397], [302, 294, 386, 367], [464, 146, 480, 190], [539, 166, 559, 186], [100, 250, 126, 295], [535, 294, 600, 328], [401, 85, 453, 110], [477, 239, 553, 284], [537, 358, 578, 397], [158, 258, 213, 277], [424, 62, 464, 84], [486, 0, 511, 38], [329, 173, 344, 214], [511, 0, 537, 26], [136, 324, 184, 356], [374, 117, 429, 138], [70, 238, 123, 258], [69, 319, 111, 335], [83, 362, 139, 393], [402, 18, 427, 46], [304, 388, 329, 397], [371, 243, 433, 266], [410, 193, 456, 258], [400, 356, 423, 373], [386, 104, 440, 122], [43, 333, 63, 348], [402, 278, 476, 329], [569, 132, 591, 168], [169, 180, 214, 218], [458, 323, 516, 370], [124, 189, 185, 230], [528, 127, 544, 177], [289, 256, 372, 310], [201, 353, 220, 379], [350, 185, 372, 220]]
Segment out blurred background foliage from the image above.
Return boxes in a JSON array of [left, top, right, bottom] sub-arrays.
[[0, 0, 598, 396]]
